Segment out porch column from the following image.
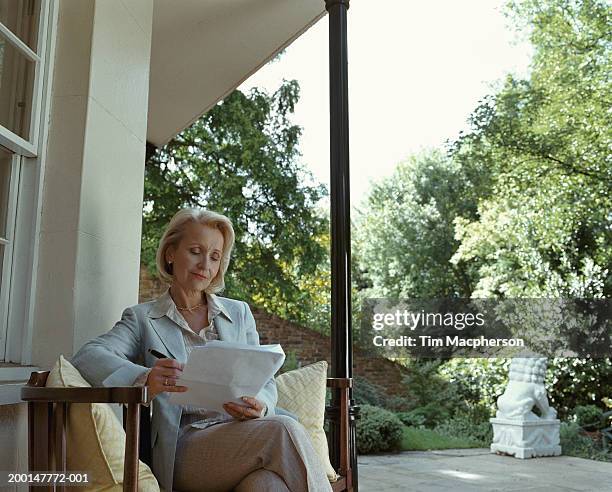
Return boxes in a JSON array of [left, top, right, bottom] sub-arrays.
[[33, 0, 153, 368], [325, 0, 358, 489]]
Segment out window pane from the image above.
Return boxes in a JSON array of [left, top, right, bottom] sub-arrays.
[[0, 146, 11, 239], [0, 32, 36, 140], [0, 0, 40, 51]]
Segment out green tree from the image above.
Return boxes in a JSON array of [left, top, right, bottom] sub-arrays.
[[450, 0, 611, 298], [352, 0, 611, 419], [447, 0, 612, 418], [143, 80, 329, 326], [354, 149, 480, 298]]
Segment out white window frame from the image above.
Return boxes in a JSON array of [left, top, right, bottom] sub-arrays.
[[0, 0, 46, 157], [0, 153, 21, 362], [0, 0, 57, 374]]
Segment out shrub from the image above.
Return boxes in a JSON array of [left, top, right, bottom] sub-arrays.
[[385, 394, 412, 412], [560, 422, 612, 462], [434, 406, 493, 445], [438, 358, 509, 412], [396, 410, 427, 428], [573, 405, 604, 430], [353, 376, 388, 408], [356, 405, 404, 454], [401, 359, 469, 426], [560, 422, 595, 456], [547, 358, 612, 420]]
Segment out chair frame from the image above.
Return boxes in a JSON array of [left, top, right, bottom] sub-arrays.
[[22, 371, 353, 492]]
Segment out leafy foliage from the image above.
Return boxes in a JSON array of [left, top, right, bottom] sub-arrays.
[[399, 359, 471, 427], [143, 81, 330, 328], [546, 357, 612, 420], [450, 0, 611, 298], [573, 404, 605, 430], [354, 149, 480, 299], [433, 407, 493, 445], [293, 228, 332, 334], [354, 0, 611, 300], [395, 410, 427, 428], [352, 0, 611, 430], [353, 375, 390, 408], [356, 405, 404, 454], [560, 422, 612, 462], [438, 358, 510, 413]]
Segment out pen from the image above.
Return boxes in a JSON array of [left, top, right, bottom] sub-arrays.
[[148, 348, 170, 359]]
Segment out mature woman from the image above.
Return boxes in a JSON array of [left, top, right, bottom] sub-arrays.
[[71, 208, 332, 492]]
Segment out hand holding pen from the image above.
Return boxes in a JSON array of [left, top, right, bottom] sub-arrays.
[[147, 348, 188, 399]]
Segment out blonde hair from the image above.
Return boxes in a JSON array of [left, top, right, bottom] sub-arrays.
[[156, 208, 235, 293]]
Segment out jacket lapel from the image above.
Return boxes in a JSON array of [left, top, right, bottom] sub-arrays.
[[148, 317, 188, 363], [212, 296, 239, 343], [146, 292, 239, 357]]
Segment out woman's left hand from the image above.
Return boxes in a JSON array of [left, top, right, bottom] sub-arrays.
[[223, 396, 266, 420]]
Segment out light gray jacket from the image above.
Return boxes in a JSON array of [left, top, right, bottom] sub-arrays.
[[70, 295, 277, 492]]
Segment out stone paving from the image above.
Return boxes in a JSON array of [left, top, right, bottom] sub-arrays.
[[357, 448, 612, 492]]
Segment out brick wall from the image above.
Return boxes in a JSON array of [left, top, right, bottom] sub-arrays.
[[139, 264, 166, 301], [139, 265, 408, 397]]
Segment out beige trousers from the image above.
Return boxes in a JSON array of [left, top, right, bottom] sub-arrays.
[[173, 415, 333, 492]]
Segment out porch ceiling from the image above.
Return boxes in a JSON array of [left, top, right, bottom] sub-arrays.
[[147, 0, 326, 148]]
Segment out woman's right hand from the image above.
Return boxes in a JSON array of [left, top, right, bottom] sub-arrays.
[[146, 358, 188, 399]]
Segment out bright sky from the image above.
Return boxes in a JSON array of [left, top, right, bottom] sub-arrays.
[[239, 0, 533, 207]]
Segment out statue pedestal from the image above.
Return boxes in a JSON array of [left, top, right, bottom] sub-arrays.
[[490, 418, 561, 459]]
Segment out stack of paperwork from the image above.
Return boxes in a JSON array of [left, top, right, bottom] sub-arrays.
[[169, 341, 285, 412]]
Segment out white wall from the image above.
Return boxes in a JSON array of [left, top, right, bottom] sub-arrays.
[[34, 0, 154, 368]]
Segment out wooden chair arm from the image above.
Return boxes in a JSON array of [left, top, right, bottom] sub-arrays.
[[21, 371, 148, 404], [21, 386, 148, 404]]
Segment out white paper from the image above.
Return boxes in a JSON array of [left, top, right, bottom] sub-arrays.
[[169, 341, 285, 412]]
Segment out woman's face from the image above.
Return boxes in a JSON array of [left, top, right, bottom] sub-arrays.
[[166, 222, 224, 293]]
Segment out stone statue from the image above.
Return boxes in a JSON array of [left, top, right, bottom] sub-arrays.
[[496, 358, 557, 420], [490, 357, 561, 459]]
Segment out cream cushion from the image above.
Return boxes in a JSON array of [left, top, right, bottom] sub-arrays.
[[46, 355, 159, 492], [275, 360, 338, 481]]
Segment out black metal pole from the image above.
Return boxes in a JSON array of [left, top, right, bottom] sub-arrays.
[[325, 0, 357, 489]]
